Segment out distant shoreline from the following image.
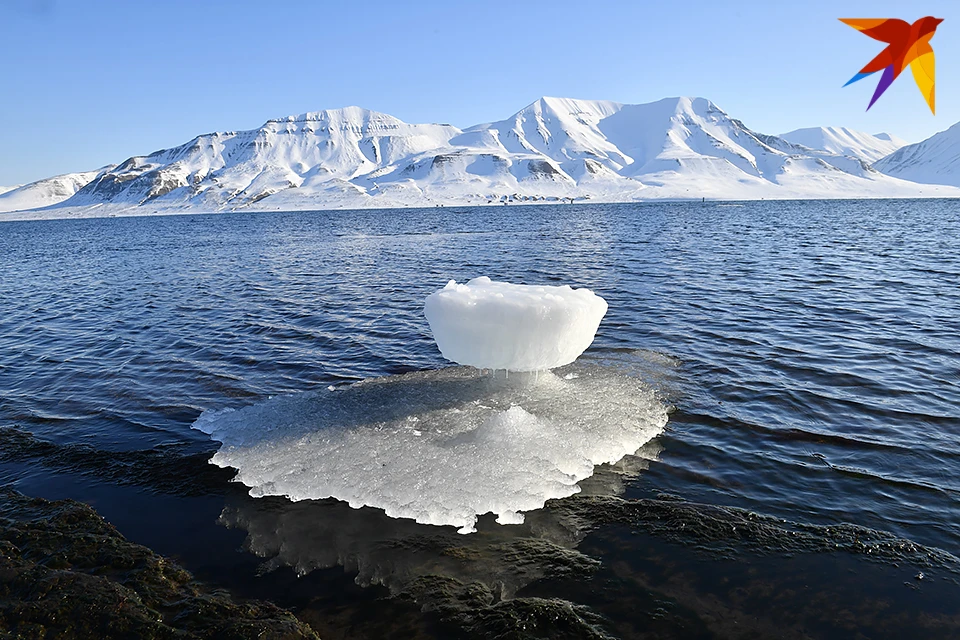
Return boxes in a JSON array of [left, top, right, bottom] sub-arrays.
[[4, 194, 960, 223]]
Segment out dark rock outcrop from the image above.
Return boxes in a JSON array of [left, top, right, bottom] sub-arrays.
[[0, 489, 318, 639]]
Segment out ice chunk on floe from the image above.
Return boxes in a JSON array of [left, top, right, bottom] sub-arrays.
[[424, 277, 608, 372], [193, 363, 666, 533]]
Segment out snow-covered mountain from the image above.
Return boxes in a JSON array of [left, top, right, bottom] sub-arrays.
[[3, 97, 958, 220], [0, 168, 112, 213], [873, 122, 960, 187], [779, 127, 907, 164], [0, 184, 21, 196], [62, 107, 460, 212]]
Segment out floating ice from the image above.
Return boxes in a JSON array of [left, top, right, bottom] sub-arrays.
[[424, 277, 608, 372], [193, 362, 667, 533]]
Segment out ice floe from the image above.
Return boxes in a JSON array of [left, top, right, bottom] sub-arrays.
[[193, 363, 666, 533]]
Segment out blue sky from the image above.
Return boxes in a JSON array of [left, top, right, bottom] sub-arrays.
[[1, 0, 957, 185]]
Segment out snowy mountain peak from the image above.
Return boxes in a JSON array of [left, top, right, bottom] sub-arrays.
[[665, 96, 724, 114], [523, 96, 624, 119], [779, 126, 907, 163], [270, 105, 392, 123], [3, 97, 957, 218], [256, 107, 460, 149], [265, 106, 456, 133], [515, 95, 725, 122], [873, 132, 902, 143], [0, 168, 113, 213], [873, 121, 960, 187]]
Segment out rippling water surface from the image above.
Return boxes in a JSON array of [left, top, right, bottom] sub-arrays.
[[1, 200, 959, 638]]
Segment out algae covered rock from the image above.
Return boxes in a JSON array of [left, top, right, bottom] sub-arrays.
[[0, 489, 318, 639]]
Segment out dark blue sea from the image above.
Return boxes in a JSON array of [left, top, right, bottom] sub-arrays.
[[1, 200, 959, 638]]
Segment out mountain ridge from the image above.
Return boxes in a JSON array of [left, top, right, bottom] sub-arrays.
[[3, 97, 959, 219], [779, 127, 907, 164], [0, 168, 113, 214], [873, 122, 960, 187]]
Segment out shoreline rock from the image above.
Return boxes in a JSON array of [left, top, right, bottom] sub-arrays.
[[0, 488, 318, 639]]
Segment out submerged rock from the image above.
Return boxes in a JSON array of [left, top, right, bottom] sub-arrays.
[[550, 494, 960, 568], [0, 489, 318, 639], [406, 575, 614, 640]]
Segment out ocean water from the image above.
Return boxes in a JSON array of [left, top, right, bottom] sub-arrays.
[[1, 200, 959, 638]]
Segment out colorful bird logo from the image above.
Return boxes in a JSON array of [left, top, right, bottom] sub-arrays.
[[840, 17, 943, 114]]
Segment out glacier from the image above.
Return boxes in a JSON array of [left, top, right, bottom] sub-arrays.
[[3, 96, 960, 220], [424, 277, 608, 371]]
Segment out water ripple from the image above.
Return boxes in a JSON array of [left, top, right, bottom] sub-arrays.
[[0, 200, 959, 557]]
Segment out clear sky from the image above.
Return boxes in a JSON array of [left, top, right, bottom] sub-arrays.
[[1, 0, 957, 185]]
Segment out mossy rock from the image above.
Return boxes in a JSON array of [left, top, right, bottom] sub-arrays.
[[0, 489, 318, 639]]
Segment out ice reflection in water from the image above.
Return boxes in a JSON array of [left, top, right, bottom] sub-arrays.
[[218, 441, 663, 599]]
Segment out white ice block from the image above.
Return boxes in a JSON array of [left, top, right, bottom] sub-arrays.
[[424, 277, 608, 371]]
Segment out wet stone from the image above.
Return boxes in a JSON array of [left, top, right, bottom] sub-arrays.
[[0, 489, 318, 639]]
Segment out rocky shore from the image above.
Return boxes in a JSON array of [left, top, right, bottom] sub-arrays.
[[0, 488, 318, 639]]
